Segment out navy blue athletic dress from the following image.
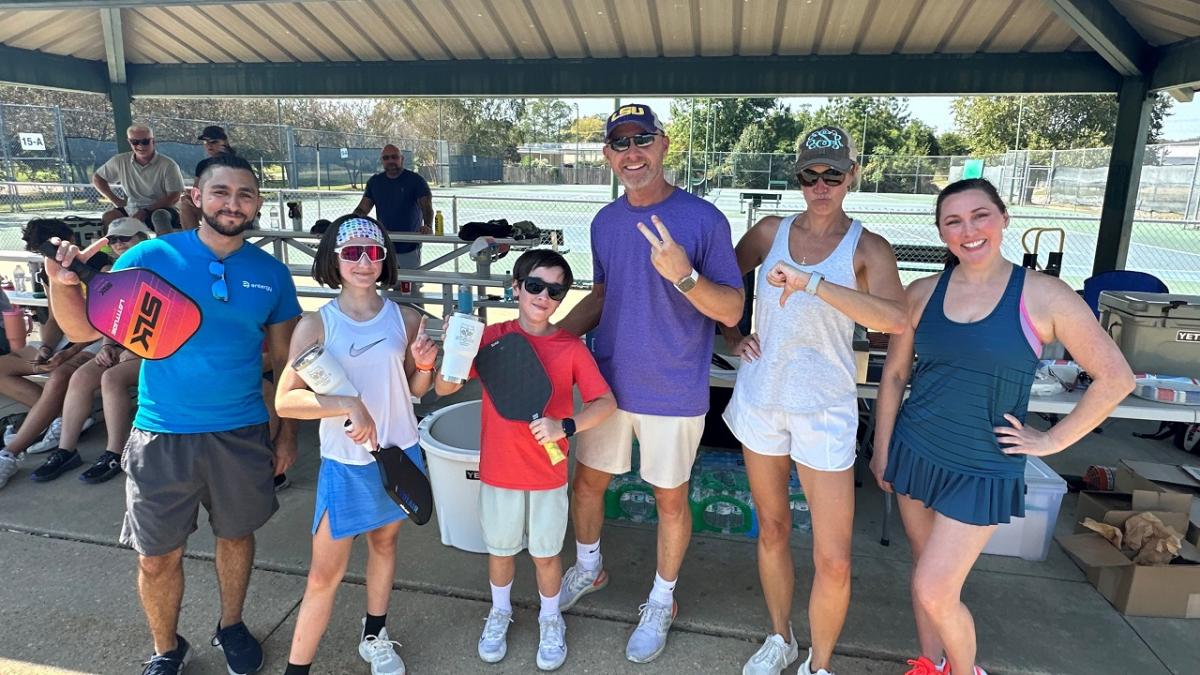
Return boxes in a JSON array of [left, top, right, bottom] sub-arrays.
[[884, 264, 1040, 526]]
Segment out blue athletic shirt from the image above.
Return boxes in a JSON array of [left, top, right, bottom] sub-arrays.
[[113, 230, 301, 433]]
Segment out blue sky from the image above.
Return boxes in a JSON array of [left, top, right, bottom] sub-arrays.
[[565, 96, 1200, 143]]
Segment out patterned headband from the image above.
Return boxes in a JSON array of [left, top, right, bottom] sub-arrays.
[[335, 218, 385, 246]]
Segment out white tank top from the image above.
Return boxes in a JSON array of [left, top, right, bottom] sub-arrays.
[[736, 214, 863, 413], [317, 299, 420, 464]]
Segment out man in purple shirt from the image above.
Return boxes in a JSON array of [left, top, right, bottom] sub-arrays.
[[557, 104, 744, 663]]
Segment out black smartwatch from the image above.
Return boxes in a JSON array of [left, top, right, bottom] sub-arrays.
[[562, 418, 577, 438]]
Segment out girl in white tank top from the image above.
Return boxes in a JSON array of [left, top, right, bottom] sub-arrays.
[[275, 215, 440, 674]]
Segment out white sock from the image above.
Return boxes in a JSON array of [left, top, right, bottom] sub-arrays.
[[490, 580, 512, 613], [0, 449, 15, 460], [576, 539, 601, 573], [648, 572, 676, 606], [539, 591, 561, 619]]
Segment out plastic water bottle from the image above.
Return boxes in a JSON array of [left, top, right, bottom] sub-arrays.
[[791, 493, 812, 533], [503, 271, 514, 302], [457, 284, 472, 313], [11, 266, 26, 293], [434, 210, 445, 236]]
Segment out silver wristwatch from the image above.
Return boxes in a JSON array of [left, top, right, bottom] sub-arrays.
[[674, 268, 699, 294]]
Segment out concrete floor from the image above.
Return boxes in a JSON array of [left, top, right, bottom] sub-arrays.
[[0, 384, 1196, 674]]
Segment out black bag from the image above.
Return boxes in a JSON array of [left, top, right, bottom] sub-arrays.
[[458, 219, 513, 241], [372, 446, 434, 525]]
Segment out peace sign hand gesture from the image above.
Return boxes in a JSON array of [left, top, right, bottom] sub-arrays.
[[636, 215, 693, 284], [410, 316, 438, 371]]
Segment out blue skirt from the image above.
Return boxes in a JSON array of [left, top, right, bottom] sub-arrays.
[[312, 444, 427, 539], [884, 437, 1025, 526]]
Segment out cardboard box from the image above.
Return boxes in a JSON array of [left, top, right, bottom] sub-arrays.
[[1060, 489, 1200, 618], [1115, 460, 1200, 545]]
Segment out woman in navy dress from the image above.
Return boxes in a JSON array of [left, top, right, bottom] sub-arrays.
[[870, 179, 1133, 675]]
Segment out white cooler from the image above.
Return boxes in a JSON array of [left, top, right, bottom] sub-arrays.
[[982, 455, 1068, 561], [418, 400, 487, 554]]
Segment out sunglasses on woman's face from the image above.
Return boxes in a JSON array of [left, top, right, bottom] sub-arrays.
[[521, 276, 568, 301], [798, 167, 846, 187], [336, 244, 388, 264], [108, 235, 137, 243], [607, 133, 659, 152]]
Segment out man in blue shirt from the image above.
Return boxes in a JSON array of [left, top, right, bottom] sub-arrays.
[[45, 153, 301, 675], [354, 144, 433, 273]]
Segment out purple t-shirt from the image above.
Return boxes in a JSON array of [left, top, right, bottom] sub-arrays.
[[591, 188, 742, 416]]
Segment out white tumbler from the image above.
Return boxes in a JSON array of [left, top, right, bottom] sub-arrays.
[[440, 312, 484, 384]]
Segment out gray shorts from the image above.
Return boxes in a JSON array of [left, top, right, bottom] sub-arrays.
[[120, 424, 277, 556], [479, 483, 568, 558]]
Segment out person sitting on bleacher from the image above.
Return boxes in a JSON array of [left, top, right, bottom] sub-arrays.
[[179, 126, 234, 231], [26, 217, 153, 484], [0, 220, 109, 490], [92, 124, 185, 235]]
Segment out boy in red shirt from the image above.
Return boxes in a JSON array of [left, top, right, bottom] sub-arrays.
[[435, 249, 615, 671]]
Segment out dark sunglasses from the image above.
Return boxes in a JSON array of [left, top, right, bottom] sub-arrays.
[[607, 133, 659, 152], [381, 154, 400, 160], [108, 234, 138, 243], [128, 138, 154, 146], [336, 244, 388, 264], [209, 260, 228, 302], [798, 167, 846, 187], [521, 276, 568, 301]]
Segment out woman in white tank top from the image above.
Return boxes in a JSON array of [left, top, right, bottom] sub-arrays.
[[721, 128, 908, 675], [275, 215, 439, 675]]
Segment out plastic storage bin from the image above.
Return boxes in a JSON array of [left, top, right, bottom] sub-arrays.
[[981, 455, 1068, 561], [418, 400, 487, 554]]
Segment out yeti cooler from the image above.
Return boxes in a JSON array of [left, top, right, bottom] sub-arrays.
[[1099, 292, 1200, 378]]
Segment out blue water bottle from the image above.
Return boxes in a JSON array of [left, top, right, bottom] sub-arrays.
[[457, 284, 473, 313]]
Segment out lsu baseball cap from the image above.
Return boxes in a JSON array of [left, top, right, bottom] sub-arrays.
[[794, 126, 857, 173], [198, 125, 228, 141], [605, 104, 664, 140]]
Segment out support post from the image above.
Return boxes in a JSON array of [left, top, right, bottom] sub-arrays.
[[610, 97, 620, 201], [1093, 77, 1152, 274], [109, 82, 132, 153]]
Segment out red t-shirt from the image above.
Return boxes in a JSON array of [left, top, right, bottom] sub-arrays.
[[471, 320, 610, 490]]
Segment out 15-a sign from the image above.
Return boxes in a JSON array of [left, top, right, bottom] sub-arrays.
[[18, 133, 46, 151]]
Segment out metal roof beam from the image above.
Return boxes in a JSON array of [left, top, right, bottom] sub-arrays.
[[126, 52, 1122, 97], [1042, 0, 1148, 76], [1151, 37, 1200, 92], [100, 6, 126, 84], [0, 44, 107, 92], [0, 0, 274, 8]]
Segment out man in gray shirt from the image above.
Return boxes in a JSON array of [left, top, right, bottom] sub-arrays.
[[92, 124, 185, 234]]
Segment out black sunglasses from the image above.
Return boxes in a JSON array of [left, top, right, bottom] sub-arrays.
[[798, 167, 846, 187], [607, 133, 659, 152], [521, 276, 568, 301], [128, 138, 153, 146], [381, 154, 400, 160], [108, 234, 137, 243]]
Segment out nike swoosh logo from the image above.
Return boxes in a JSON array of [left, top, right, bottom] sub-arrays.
[[348, 338, 386, 357]]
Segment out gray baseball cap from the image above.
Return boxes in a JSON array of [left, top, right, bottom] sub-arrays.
[[794, 126, 857, 173]]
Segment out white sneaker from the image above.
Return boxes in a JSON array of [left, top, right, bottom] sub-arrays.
[[625, 599, 676, 663], [0, 452, 19, 489], [559, 559, 609, 612], [26, 416, 93, 455], [535, 613, 567, 671], [743, 626, 799, 675], [799, 648, 835, 675], [358, 624, 405, 675], [477, 607, 512, 663]]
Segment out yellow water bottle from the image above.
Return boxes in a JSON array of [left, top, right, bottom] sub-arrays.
[[434, 210, 444, 236]]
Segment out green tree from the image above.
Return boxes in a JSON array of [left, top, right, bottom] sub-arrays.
[[564, 115, 606, 143], [936, 131, 971, 156], [950, 95, 1172, 154], [519, 99, 573, 143]]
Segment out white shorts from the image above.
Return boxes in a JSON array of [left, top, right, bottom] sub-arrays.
[[478, 483, 569, 558], [722, 388, 858, 472], [575, 409, 704, 489]]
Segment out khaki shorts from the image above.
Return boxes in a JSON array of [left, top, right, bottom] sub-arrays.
[[120, 424, 276, 556], [575, 409, 704, 489], [479, 483, 569, 558]]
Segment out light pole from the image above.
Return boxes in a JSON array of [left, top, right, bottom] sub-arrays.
[[573, 102, 580, 185]]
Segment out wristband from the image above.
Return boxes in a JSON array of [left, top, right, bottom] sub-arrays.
[[804, 271, 824, 296], [415, 363, 435, 373]]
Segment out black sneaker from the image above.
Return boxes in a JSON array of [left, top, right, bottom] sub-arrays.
[[30, 449, 82, 482], [273, 472, 291, 492], [211, 621, 263, 675], [142, 635, 191, 675], [80, 451, 123, 484]]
